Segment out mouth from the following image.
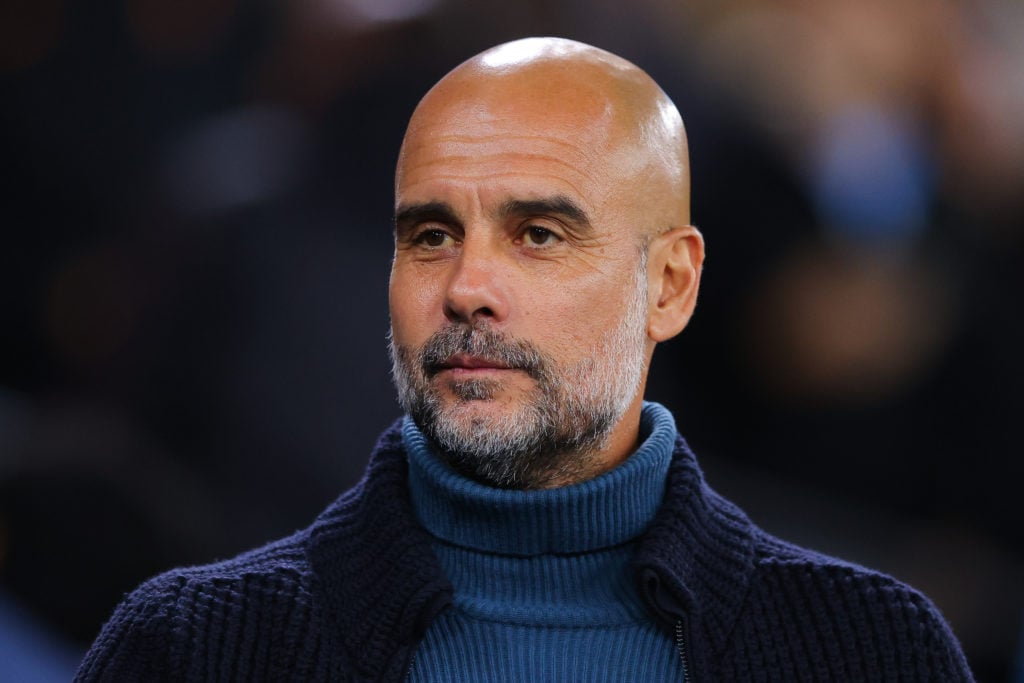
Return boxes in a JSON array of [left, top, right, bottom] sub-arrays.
[[431, 353, 516, 375]]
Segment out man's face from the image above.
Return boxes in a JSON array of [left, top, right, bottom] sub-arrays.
[[388, 78, 655, 488]]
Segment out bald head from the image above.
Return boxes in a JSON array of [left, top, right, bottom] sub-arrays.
[[397, 37, 691, 233]]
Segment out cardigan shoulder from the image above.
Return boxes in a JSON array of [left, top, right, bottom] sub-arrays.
[[76, 421, 443, 682], [642, 433, 973, 681], [74, 528, 333, 682], [722, 527, 975, 681]]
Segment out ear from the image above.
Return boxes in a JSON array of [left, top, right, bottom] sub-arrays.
[[647, 225, 705, 342]]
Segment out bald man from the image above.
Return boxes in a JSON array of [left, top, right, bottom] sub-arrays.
[[77, 38, 973, 682]]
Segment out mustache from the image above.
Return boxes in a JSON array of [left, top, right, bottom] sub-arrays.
[[421, 325, 546, 379]]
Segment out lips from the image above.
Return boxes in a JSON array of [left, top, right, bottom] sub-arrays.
[[435, 353, 513, 372]]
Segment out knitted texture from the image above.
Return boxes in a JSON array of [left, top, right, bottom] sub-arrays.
[[405, 403, 684, 680], [76, 412, 974, 682]]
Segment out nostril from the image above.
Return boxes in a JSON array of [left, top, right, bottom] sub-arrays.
[[444, 303, 495, 323], [443, 302, 462, 323]]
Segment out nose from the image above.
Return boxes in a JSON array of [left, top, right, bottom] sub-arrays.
[[443, 240, 509, 325]]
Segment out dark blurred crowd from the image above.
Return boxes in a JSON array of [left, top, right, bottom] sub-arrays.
[[2, 0, 1022, 680]]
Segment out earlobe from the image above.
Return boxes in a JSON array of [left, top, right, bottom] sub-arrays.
[[647, 225, 704, 342]]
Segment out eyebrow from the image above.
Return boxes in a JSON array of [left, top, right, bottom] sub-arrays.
[[394, 201, 459, 237], [498, 195, 592, 232]]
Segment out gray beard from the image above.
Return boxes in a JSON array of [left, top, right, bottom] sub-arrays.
[[389, 259, 648, 489]]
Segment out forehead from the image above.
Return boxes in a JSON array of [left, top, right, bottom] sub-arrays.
[[396, 84, 634, 212]]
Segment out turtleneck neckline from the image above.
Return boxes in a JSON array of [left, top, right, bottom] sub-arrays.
[[404, 402, 678, 557]]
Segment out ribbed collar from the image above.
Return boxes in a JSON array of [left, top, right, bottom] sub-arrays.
[[403, 402, 678, 556]]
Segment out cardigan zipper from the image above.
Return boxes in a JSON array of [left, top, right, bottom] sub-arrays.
[[674, 618, 692, 683], [405, 651, 416, 681]]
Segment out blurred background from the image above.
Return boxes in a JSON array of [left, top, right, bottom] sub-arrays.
[[2, 0, 1022, 680]]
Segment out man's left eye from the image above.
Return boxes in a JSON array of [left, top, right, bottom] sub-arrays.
[[523, 226, 560, 246]]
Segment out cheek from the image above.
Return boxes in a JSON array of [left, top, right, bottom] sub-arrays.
[[389, 267, 443, 344], [522, 279, 630, 354]]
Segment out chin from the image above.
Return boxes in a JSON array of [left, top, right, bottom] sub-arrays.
[[440, 388, 535, 424]]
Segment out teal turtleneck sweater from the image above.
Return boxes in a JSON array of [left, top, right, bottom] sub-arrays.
[[403, 402, 686, 681]]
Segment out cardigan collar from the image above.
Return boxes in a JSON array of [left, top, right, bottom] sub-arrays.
[[306, 417, 756, 677], [633, 432, 757, 656], [306, 423, 453, 680]]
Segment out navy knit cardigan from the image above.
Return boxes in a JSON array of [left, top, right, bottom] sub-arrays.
[[76, 421, 974, 681]]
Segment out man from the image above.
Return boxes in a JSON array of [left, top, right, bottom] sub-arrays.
[[77, 38, 973, 681]]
